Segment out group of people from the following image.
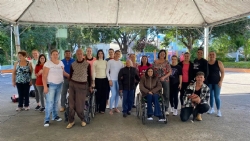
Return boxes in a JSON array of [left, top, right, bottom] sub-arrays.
[[12, 47, 224, 128]]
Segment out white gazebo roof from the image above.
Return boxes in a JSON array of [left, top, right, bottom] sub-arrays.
[[0, 0, 250, 27]]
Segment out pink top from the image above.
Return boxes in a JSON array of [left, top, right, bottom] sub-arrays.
[[182, 63, 189, 82], [138, 64, 152, 78], [180, 54, 184, 62]]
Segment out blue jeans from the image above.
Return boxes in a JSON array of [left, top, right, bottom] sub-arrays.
[[208, 84, 221, 110], [146, 94, 162, 117], [110, 80, 120, 109], [44, 82, 63, 123], [122, 90, 134, 113]]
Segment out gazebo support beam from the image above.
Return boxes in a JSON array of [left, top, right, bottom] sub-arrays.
[[204, 26, 209, 60]]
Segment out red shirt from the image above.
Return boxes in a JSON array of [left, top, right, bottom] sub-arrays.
[[35, 64, 44, 86], [182, 63, 189, 83], [138, 64, 152, 78]]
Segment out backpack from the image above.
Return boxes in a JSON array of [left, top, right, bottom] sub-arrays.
[[29, 90, 35, 97], [11, 94, 19, 102]]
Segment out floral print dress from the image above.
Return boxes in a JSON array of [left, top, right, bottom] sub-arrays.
[[152, 60, 171, 82]]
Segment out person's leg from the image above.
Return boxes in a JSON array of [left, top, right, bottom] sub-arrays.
[[173, 83, 179, 109], [106, 78, 110, 108], [127, 90, 134, 113], [44, 85, 56, 123], [161, 81, 169, 112], [52, 83, 63, 120], [95, 78, 101, 113], [122, 90, 128, 115], [36, 86, 45, 108], [109, 81, 116, 113], [180, 82, 189, 106], [180, 107, 193, 122], [152, 94, 162, 117], [99, 78, 108, 112], [214, 84, 222, 116], [114, 81, 120, 110], [197, 104, 210, 114], [16, 83, 24, 108], [61, 78, 69, 109], [208, 84, 215, 114], [32, 79, 39, 105], [75, 83, 87, 123], [24, 82, 30, 108], [68, 81, 76, 123], [146, 94, 153, 117], [169, 83, 174, 109]]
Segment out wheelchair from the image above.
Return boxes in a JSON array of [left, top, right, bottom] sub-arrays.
[[64, 89, 96, 124], [136, 90, 168, 124]]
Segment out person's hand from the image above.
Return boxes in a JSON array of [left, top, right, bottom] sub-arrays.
[[218, 81, 222, 88], [89, 87, 93, 93], [109, 80, 113, 86], [190, 94, 201, 104], [148, 91, 153, 95], [92, 83, 95, 88], [29, 81, 32, 86], [160, 76, 165, 81], [119, 90, 123, 93], [178, 84, 182, 89], [44, 86, 48, 94], [12, 81, 16, 87], [38, 69, 43, 75]]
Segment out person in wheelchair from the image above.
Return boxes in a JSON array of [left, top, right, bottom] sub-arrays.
[[139, 68, 165, 121], [180, 71, 210, 122]]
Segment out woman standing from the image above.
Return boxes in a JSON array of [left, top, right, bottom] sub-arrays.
[[35, 54, 47, 112], [138, 55, 152, 78], [178, 52, 194, 107], [152, 50, 172, 115], [92, 50, 109, 113], [169, 55, 182, 116], [12, 51, 32, 111], [43, 49, 68, 127], [207, 51, 224, 117]]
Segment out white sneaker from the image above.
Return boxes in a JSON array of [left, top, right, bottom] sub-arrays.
[[106, 105, 109, 109], [217, 110, 222, 117], [159, 119, 166, 122], [170, 107, 174, 113], [173, 109, 178, 116], [208, 108, 214, 114], [165, 111, 169, 116], [147, 117, 153, 120]]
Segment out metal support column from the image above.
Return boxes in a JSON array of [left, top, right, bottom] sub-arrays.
[[13, 25, 21, 53], [10, 25, 13, 67], [204, 27, 209, 60]]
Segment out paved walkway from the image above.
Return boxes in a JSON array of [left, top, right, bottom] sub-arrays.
[[0, 72, 250, 141]]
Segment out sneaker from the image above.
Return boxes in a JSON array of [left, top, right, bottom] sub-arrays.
[[53, 116, 62, 122], [24, 107, 30, 111], [123, 113, 127, 118], [196, 114, 202, 121], [165, 111, 169, 116], [39, 107, 45, 112], [66, 122, 75, 129], [173, 109, 178, 116], [147, 116, 153, 120], [159, 118, 166, 122], [170, 107, 174, 113], [106, 105, 109, 109], [16, 107, 22, 111], [35, 105, 41, 111], [127, 111, 131, 115], [217, 110, 222, 117], [60, 107, 65, 112], [208, 108, 214, 114], [44, 121, 49, 127], [81, 121, 86, 127], [132, 105, 136, 108]]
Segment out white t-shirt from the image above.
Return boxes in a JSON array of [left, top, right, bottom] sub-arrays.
[[106, 59, 124, 81], [44, 60, 64, 84]]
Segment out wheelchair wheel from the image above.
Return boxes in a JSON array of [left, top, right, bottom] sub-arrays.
[[91, 92, 96, 118], [136, 94, 141, 118], [141, 104, 146, 125], [142, 115, 146, 125]]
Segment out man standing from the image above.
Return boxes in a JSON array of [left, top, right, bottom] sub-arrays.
[[129, 53, 139, 108], [30, 49, 40, 110], [66, 49, 92, 129], [60, 50, 75, 112], [105, 48, 114, 108], [193, 48, 208, 83], [118, 60, 140, 117]]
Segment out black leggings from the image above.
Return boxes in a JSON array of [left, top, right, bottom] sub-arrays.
[[95, 78, 109, 112], [180, 104, 210, 122], [16, 82, 30, 107], [169, 83, 179, 109], [180, 82, 189, 106]]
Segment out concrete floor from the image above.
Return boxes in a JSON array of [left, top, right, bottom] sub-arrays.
[[0, 72, 250, 141]]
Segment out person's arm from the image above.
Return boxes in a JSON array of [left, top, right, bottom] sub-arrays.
[[12, 62, 18, 87], [204, 59, 209, 79], [92, 61, 96, 86], [106, 61, 111, 80], [151, 79, 162, 94], [218, 61, 225, 88], [69, 65, 73, 81], [35, 65, 39, 77], [29, 62, 33, 85], [139, 77, 150, 96], [162, 63, 172, 80], [135, 68, 140, 82], [179, 66, 182, 89], [42, 66, 49, 94], [118, 68, 123, 91]]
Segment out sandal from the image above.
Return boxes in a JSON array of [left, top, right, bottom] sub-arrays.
[[109, 110, 113, 115]]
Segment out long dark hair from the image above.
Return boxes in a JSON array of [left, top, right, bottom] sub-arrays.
[[36, 54, 47, 66], [96, 49, 105, 60], [140, 56, 151, 66], [158, 49, 167, 59], [144, 67, 156, 78]]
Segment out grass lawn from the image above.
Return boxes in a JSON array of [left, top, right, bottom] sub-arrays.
[[223, 61, 250, 69]]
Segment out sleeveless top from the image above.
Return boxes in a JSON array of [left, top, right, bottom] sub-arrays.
[[208, 60, 220, 84], [152, 60, 171, 81], [16, 61, 31, 83]]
